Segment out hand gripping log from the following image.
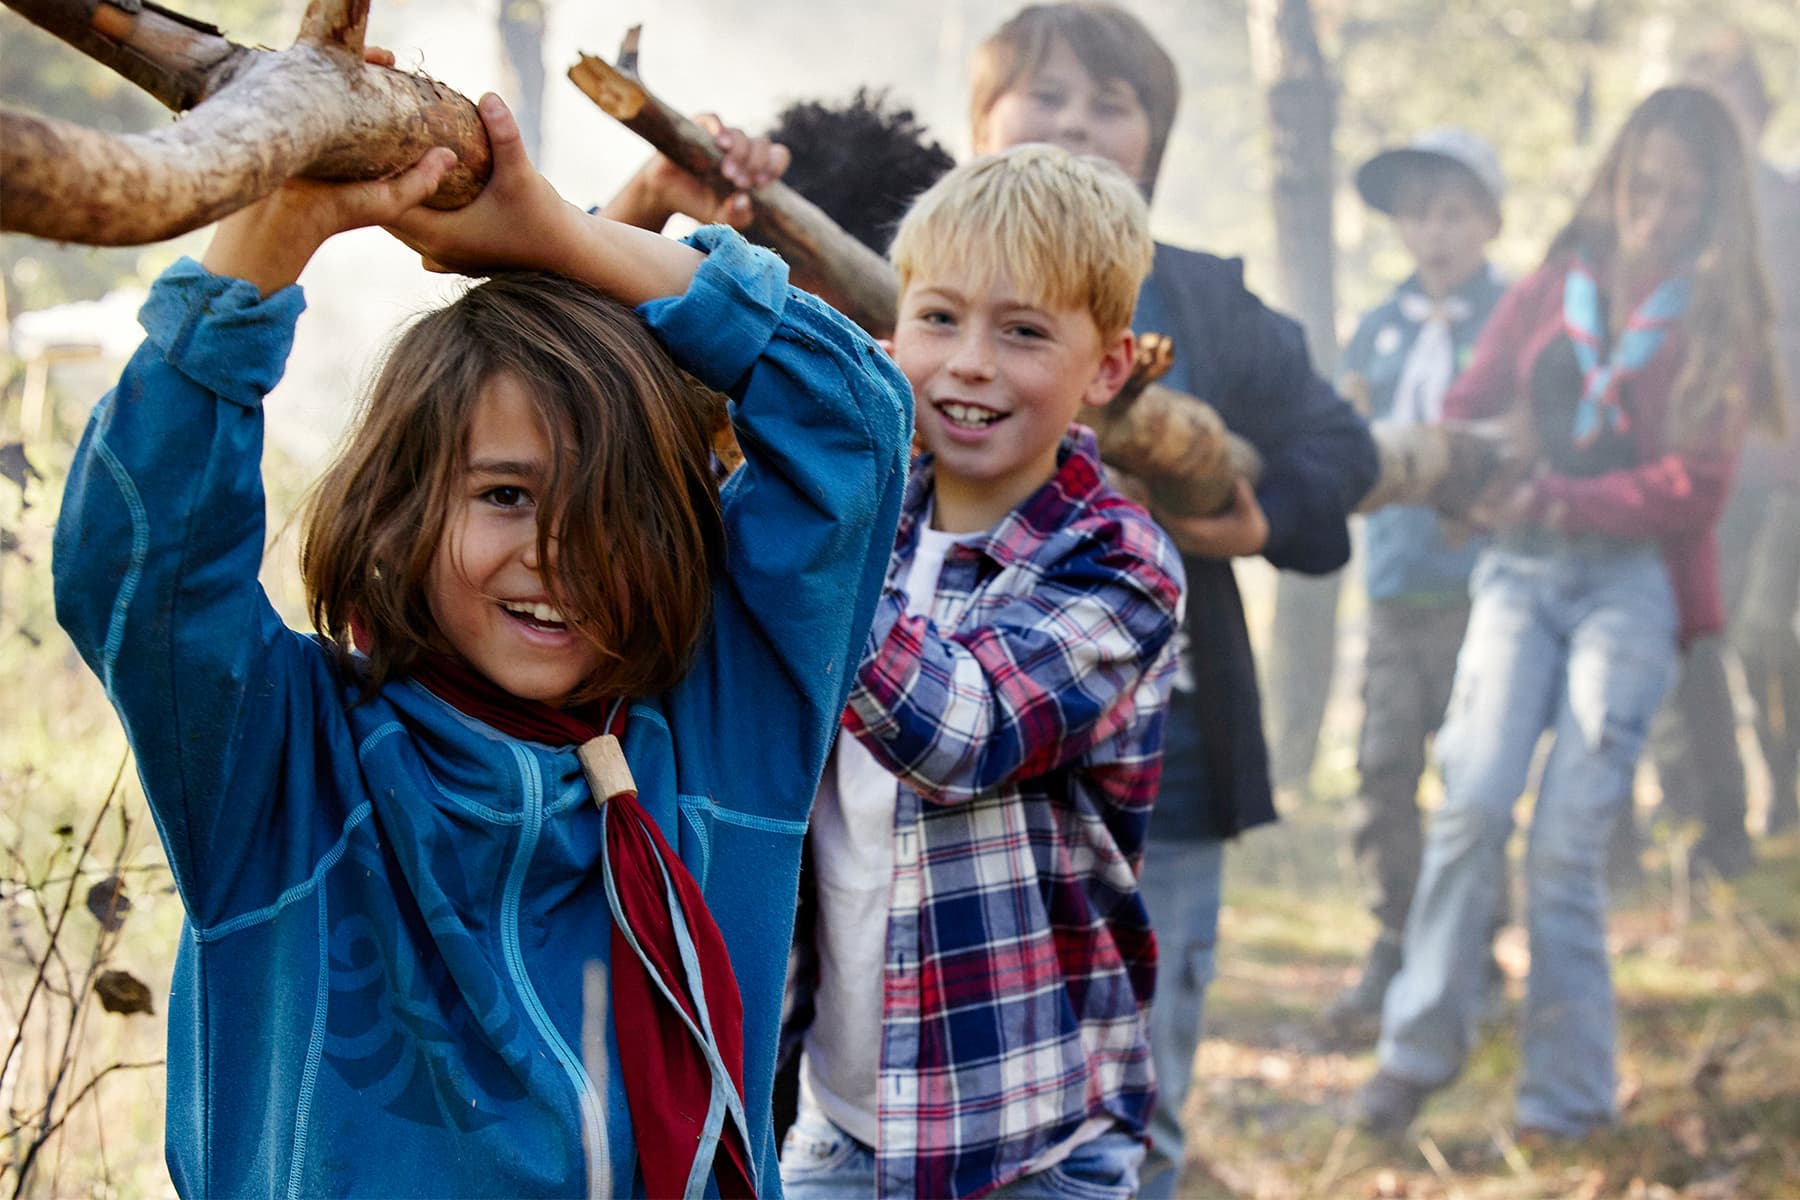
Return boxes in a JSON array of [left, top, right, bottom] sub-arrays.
[[567, 29, 1514, 518], [0, 0, 491, 246]]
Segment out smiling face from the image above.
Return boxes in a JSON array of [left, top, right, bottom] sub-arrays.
[[973, 36, 1153, 184], [894, 265, 1133, 532], [1614, 125, 1710, 277], [424, 371, 603, 707]]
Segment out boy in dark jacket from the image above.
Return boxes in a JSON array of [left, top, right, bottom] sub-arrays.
[[967, 7, 1378, 1196]]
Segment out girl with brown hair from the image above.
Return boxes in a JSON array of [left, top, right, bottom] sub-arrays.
[[1358, 85, 1781, 1140], [53, 94, 911, 1197]]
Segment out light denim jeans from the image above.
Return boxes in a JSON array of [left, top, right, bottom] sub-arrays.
[[1133, 838, 1225, 1200], [1377, 544, 1678, 1135], [778, 1100, 1145, 1199]]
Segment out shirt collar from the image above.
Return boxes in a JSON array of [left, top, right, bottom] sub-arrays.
[[896, 426, 1107, 570]]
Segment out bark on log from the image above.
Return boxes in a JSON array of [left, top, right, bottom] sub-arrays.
[[1090, 334, 1263, 516], [568, 28, 898, 338], [0, 0, 491, 246]]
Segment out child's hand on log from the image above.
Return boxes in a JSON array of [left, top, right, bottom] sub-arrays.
[[602, 114, 791, 232], [385, 93, 587, 277], [390, 93, 705, 307], [1154, 478, 1270, 560], [199, 146, 456, 297]]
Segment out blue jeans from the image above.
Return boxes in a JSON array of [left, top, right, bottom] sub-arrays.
[[1133, 838, 1224, 1200], [1378, 545, 1677, 1135], [778, 1103, 1145, 1199]]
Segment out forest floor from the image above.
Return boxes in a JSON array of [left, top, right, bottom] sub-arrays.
[[1176, 789, 1800, 1200]]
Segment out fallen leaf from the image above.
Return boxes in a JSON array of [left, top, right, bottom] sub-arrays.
[[86, 875, 131, 932], [0, 443, 42, 495], [94, 969, 154, 1015]]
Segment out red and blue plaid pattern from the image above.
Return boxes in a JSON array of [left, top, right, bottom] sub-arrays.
[[840, 427, 1185, 1199]]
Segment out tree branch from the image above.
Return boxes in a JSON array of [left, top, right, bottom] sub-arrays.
[[568, 28, 898, 338], [0, 0, 491, 246]]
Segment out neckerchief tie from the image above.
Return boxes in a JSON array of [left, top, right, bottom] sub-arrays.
[[408, 653, 756, 1200], [1563, 257, 1689, 447], [1389, 289, 1474, 426]]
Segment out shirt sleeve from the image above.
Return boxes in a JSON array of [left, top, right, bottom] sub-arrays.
[[842, 510, 1184, 807], [52, 259, 321, 917], [1211, 273, 1378, 575], [1535, 447, 1737, 539], [641, 227, 914, 819]]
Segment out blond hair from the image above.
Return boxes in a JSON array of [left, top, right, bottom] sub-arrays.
[[889, 143, 1153, 337]]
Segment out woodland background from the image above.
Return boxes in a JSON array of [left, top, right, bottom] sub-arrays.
[[2, 1, 1798, 1196]]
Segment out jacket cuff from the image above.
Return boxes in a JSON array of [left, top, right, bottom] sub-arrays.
[[137, 258, 307, 409], [637, 225, 791, 396], [1255, 482, 1301, 561]]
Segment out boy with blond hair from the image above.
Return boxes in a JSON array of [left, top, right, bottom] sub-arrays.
[[780, 144, 1185, 1200], [964, 7, 1379, 1195]]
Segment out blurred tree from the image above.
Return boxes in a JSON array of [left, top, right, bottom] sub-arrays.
[[497, 0, 545, 160]]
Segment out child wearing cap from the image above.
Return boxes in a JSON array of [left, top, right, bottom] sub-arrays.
[[1326, 128, 1509, 1042]]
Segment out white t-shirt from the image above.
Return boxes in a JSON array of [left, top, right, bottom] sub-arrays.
[[801, 517, 975, 1146]]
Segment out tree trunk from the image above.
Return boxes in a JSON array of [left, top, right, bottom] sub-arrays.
[[0, 0, 491, 246], [497, 0, 547, 161], [1249, 0, 1342, 793], [1248, 0, 1338, 376]]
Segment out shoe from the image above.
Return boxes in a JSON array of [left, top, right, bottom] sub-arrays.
[[1355, 1069, 1435, 1136], [1325, 937, 1402, 1045]]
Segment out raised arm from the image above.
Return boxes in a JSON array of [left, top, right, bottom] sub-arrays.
[[844, 509, 1184, 806], [53, 151, 451, 917]]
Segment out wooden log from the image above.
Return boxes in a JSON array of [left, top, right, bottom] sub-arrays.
[[569, 28, 898, 339], [1090, 334, 1263, 516], [0, 0, 491, 246], [1355, 419, 1521, 516]]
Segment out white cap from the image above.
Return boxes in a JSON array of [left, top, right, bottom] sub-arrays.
[[1355, 126, 1505, 221]]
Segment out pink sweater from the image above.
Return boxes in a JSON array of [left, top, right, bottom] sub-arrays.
[[1444, 254, 1741, 644]]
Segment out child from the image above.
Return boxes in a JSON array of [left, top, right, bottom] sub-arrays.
[[965, 7, 1379, 1195], [1325, 128, 1510, 1041], [52, 94, 912, 1197], [778, 145, 1185, 1199], [1358, 86, 1780, 1139]]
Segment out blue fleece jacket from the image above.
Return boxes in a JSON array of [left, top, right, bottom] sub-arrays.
[[52, 227, 912, 1198]]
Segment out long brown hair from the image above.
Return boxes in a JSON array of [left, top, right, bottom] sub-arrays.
[[302, 272, 726, 704], [1546, 85, 1783, 446]]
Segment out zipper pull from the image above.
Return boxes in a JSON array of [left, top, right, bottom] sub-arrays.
[[578, 735, 636, 809]]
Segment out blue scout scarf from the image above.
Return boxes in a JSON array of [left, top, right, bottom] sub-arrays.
[[1562, 256, 1690, 447]]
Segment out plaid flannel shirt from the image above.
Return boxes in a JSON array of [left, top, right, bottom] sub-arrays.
[[838, 427, 1185, 1199]]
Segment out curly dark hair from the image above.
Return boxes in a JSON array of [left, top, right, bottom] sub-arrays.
[[766, 88, 955, 254]]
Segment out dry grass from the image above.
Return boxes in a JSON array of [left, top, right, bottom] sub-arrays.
[[1175, 797, 1800, 1200]]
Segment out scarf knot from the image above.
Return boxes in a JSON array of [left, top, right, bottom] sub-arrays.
[[1562, 257, 1689, 448], [1389, 288, 1476, 426]]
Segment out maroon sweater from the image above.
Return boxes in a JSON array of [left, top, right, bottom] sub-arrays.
[[1444, 253, 1742, 644]]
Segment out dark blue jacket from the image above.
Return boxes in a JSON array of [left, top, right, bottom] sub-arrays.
[[1136, 243, 1378, 841], [53, 229, 912, 1197]]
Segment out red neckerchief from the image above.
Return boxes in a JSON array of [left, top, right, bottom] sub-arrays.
[[410, 653, 755, 1198]]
